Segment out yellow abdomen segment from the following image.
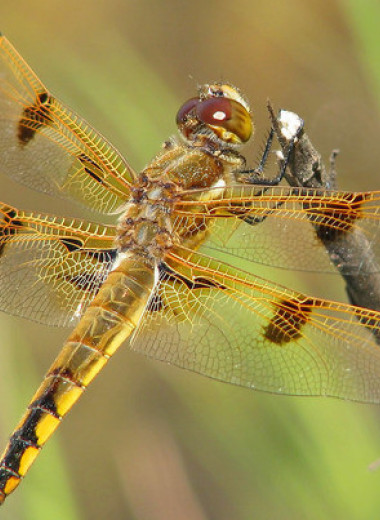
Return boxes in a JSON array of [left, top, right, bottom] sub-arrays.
[[0, 254, 155, 504]]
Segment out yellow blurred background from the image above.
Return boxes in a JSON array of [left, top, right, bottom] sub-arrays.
[[1, 1, 380, 519]]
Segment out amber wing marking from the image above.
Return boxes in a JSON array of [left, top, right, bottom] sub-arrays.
[[304, 192, 368, 241], [18, 91, 54, 145], [0, 35, 135, 213], [0, 203, 117, 325], [0, 206, 23, 255], [132, 247, 380, 402], [77, 153, 107, 186], [175, 185, 380, 274], [264, 297, 314, 345]]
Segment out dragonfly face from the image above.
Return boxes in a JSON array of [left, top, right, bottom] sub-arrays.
[[176, 83, 252, 146], [0, 33, 380, 505]]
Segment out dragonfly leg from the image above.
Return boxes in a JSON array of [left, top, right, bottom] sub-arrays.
[[237, 107, 304, 193]]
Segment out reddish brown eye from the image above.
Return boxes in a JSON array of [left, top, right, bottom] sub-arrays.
[[197, 98, 232, 125], [176, 97, 199, 125], [196, 97, 232, 125], [197, 97, 252, 143], [176, 88, 253, 144]]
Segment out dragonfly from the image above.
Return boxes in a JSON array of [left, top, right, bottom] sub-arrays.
[[0, 33, 380, 505]]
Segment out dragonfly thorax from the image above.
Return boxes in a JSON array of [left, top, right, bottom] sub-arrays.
[[115, 178, 176, 259]]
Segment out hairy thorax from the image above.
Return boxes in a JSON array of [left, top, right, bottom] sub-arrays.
[[115, 139, 244, 260]]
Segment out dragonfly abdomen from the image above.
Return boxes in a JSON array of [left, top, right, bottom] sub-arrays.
[[0, 254, 156, 504]]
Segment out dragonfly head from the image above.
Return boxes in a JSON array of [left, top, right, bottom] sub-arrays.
[[176, 83, 253, 148]]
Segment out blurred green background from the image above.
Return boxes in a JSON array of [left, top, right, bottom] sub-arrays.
[[1, 0, 380, 519]]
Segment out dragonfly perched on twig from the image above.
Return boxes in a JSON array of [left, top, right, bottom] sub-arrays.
[[0, 33, 380, 505]]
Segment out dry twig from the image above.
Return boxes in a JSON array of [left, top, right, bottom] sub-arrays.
[[270, 104, 380, 342]]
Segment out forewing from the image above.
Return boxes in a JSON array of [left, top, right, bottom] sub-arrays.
[[174, 184, 380, 274], [0, 35, 135, 213], [0, 203, 116, 326], [131, 246, 380, 403]]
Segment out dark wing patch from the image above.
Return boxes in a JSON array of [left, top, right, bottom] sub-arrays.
[[60, 237, 84, 252], [159, 261, 226, 290], [77, 153, 106, 186], [0, 207, 23, 256], [305, 193, 367, 241], [264, 297, 314, 345], [0, 35, 135, 213], [18, 91, 54, 146], [0, 203, 117, 326], [147, 261, 227, 312]]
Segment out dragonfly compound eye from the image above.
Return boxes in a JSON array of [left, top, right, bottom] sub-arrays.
[[176, 93, 252, 145], [176, 97, 198, 126], [196, 97, 252, 144]]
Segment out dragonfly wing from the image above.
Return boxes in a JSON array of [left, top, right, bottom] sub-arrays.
[[0, 203, 116, 326], [131, 246, 380, 403], [175, 184, 380, 274], [0, 35, 135, 213]]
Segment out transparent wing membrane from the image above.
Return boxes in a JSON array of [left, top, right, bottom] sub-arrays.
[[133, 247, 380, 403], [0, 35, 135, 213], [175, 184, 380, 274], [0, 203, 116, 326]]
